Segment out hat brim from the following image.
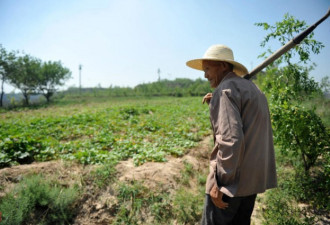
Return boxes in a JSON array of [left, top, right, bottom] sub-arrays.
[[186, 58, 248, 77]]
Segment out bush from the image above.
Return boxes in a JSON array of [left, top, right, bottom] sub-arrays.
[[263, 189, 315, 225], [288, 169, 329, 211], [0, 174, 79, 225]]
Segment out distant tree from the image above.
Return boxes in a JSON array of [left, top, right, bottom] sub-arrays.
[[8, 54, 41, 105], [39, 61, 71, 103], [133, 78, 211, 97], [0, 45, 16, 107], [320, 75, 330, 96]]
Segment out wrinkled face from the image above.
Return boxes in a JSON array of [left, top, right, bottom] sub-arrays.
[[203, 61, 225, 88]]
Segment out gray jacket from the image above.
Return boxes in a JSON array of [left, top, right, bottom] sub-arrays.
[[205, 72, 277, 197]]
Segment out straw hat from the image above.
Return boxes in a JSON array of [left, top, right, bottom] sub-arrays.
[[186, 44, 248, 76]]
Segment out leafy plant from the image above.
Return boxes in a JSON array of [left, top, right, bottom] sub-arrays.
[[0, 97, 211, 168], [0, 136, 44, 168], [255, 13, 327, 174]]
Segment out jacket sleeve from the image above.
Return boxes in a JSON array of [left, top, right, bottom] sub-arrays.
[[212, 86, 245, 193]]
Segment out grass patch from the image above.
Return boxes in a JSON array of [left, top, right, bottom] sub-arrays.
[[110, 156, 207, 224], [113, 181, 170, 225], [172, 187, 203, 224], [0, 174, 79, 225], [83, 160, 118, 189]]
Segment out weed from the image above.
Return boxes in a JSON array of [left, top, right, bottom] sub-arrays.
[[150, 194, 173, 222], [172, 187, 203, 224], [91, 161, 117, 189], [180, 160, 194, 186], [0, 174, 79, 225], [114, 181, 147, 224], [113, 181, 178, 225]]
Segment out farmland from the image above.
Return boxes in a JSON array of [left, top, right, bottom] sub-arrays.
[[0, 96, 329, 224], [0, 96, 214, 224], [0, 97, 211, 168]]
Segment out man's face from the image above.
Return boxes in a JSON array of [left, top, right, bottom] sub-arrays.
[[203, 61, 224, 88]]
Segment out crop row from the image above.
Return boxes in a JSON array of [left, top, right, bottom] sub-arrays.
[[0, 97, 211, 168]]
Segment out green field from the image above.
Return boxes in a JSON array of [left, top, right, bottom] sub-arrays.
[[0, 96, 214, 224], [0, 96, 328, 225], [0, 97, 211, 168]]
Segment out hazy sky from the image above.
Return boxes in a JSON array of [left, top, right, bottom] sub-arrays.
[[1, 0, 329, 92]]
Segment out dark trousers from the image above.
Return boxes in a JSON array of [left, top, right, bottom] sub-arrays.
[[201, 194, 257, 225]]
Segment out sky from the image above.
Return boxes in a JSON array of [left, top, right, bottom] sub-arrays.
[[1, 0, 329, 93]]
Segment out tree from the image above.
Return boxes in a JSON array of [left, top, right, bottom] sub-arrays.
[[255, 14, 329, 174], [8, 54, 41, 106], [255, 13, 324, 66], [39, 61, 71, 103], [0, 45, 16, 107], [320, 75, 330, 96]]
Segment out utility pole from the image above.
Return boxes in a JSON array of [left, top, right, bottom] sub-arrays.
[[79, 64, 82, 95], [157, 68, 161, 82]]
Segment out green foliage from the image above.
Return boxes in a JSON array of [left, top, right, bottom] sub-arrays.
[[0, 136, 45, 168], [150, 194, 173, 222], [39, 60, 72, 103], [180, 160, 194, 186], [0, 45, 17, 107], [0, 97, 210, 168], [90, 162, 118, 189], [63, 78, 212, 99], [263, 188, 315, 225], [112, 157, 206, 224], [272, 104, 329, 172], [255, 13, 327, 174], [255, 13, 324, 65], [114, 181, 159, 225], [113, 181, 204, 224], [255, 63, 319, 104], [255, 13, 329, 223], [262, 147, 329, 224], [0, 174, 79, 225], [290, 170, 330, 211], [320, 75, 330, 95], [8, 54, 42, 105], [134, 78, 212, 97], [172, 188, 203, 224], [0, 45, 71, 106]]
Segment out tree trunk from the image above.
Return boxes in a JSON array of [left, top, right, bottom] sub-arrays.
[[294, 134, 310, 174], [23, 91, 29, 106], [43, 91, 53, 103]]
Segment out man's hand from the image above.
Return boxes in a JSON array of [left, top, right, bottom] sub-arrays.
[[202, 93, 212, 105], [210, 184, 228, 209]]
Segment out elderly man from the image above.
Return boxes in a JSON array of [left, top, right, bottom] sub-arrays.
[[186, 45, 277, 225]]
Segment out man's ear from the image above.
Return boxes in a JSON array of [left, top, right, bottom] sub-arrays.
[[218, 62, 226, 71]]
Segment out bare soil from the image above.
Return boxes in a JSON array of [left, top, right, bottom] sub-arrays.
[[0, 136, 264, 224]]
